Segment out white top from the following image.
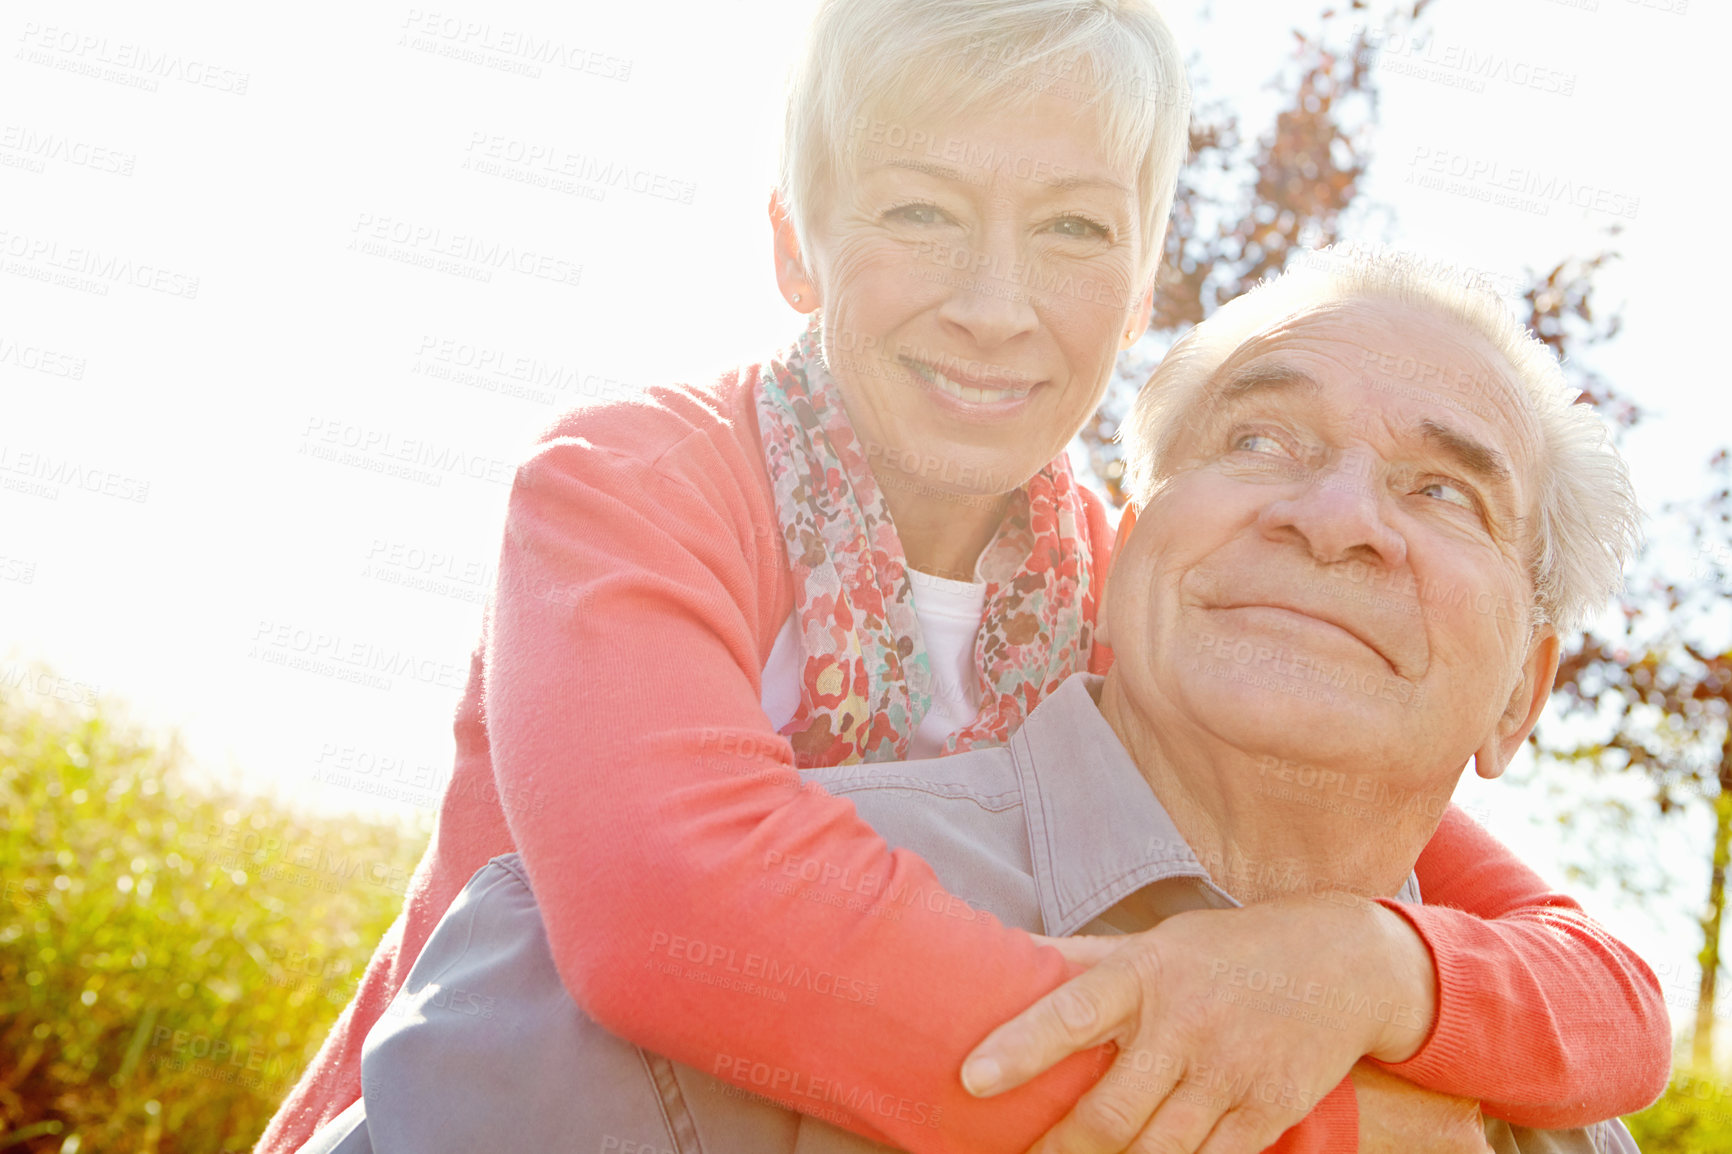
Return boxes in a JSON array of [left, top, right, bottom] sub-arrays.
[[760, 568, 988, 759]]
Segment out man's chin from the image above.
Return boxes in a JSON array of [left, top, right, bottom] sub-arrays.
[[1179, 667, 1392, 752]]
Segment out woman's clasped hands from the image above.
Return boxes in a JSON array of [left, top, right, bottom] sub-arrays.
[[962, 894, 1493, 1154]]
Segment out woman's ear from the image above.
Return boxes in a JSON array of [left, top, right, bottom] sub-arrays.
[[1122, 281, 1156, 349], [1095, 503, 1139, 649], [769, 192, 818, 314]]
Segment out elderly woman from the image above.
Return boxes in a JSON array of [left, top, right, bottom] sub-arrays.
[[258, 3, 1668, 1153], [294, 253, 1650, 1154]]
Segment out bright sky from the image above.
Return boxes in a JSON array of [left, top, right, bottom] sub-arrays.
[[3, 0, 1724, 1054]]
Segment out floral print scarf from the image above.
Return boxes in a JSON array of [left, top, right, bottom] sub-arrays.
[[755, 321, 1097, 767]]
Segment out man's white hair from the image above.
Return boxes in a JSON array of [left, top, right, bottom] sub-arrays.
[[1120, 247, 1641, 635], [781, 0, 1191, 286]]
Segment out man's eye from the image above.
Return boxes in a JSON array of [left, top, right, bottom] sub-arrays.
[[1416, 479, 1478, 511], [886, 202, 948, 226], [1233, 432, 1288, 456]]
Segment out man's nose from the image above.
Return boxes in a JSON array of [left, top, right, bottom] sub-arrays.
[[935, 224, 1038, 349], [1255, 448, 1407, 569]]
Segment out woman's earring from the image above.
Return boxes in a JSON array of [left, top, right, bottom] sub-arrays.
[[793, 293, 803, 303]]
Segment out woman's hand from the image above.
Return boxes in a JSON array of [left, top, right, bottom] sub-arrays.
[[1352, 1062, 1491, 1154], [961, 894, 1439, 1154]]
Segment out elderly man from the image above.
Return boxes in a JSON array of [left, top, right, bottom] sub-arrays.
[[299, 252, 1649, 1154]]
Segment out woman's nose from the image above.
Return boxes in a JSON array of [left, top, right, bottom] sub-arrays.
[[933, 227, 1038, 350]]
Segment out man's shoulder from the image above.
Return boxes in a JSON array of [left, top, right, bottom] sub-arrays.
[[800, 749, 1041, 932], [805, 747, 1023, 811]]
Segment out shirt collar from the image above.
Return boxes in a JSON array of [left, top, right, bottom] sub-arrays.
[[1007, 674, 1421, 935]]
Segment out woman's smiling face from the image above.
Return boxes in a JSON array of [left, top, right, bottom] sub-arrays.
[[792, 92, 1152, 500]]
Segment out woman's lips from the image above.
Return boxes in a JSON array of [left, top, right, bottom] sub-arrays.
[[902, 357, 1041, 418]]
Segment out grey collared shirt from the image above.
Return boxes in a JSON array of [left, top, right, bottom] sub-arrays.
[[300, 674, 1634, 1154]]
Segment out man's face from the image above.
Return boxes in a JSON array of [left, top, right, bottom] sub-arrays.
[[1106, 299, 1551, 786]]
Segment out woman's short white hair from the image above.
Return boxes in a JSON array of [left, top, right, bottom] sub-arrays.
[[1120, 247, 1641, 635], [781, 0, 1191, 285]]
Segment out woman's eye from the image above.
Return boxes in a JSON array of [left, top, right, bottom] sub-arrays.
[[886, 203, 947, 226], [1050, 215, 1109, 239], [1417, 479, 1478, 511]]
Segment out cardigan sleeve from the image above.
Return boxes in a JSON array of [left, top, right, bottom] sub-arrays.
[[1375, 804, 1671, 1126], [485, 404, 1117, 1153]]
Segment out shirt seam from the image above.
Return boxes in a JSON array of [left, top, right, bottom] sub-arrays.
[[817, 779, 1025, 813]]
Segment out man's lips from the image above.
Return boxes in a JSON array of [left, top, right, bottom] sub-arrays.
[[1215, 602, 1398, 672], [1186, 559, 1426, 680]]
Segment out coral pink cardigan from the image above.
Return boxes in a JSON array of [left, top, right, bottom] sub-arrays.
[[257, 366, 1669, 1154]]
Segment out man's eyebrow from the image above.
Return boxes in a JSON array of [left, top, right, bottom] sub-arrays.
[[1197, 363, 1320, 417], [1413, 418, 1511, 485], [1192, 365, 1515, 483]]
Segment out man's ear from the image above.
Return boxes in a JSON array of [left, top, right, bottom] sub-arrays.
[[1122, 281, 1156, 349], [769, 192, 818, 314], [1472, 626, 1560, 780], [1095, 503, 1138, 649]]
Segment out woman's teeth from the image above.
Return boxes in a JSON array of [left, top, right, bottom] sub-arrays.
[[912, 362, 1022, 403]]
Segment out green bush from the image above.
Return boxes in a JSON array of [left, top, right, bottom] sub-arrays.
[[0, 671, 428, 1153], [1624, 1066, 1732, 1153]]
